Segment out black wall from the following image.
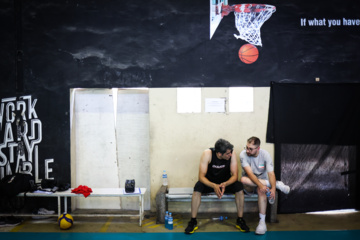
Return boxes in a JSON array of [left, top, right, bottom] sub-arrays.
[[1, 0, 360, 191], [3, 0, 360, 90]]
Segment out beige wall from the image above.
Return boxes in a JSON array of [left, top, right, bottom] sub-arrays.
[[70, 87, 274, 212], [149, 87, 274, 212]]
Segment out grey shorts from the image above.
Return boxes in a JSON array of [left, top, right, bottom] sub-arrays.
[[243, 187, 258, 196]]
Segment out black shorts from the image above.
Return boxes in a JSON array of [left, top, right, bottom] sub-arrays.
[[193, 180, 243, 194]]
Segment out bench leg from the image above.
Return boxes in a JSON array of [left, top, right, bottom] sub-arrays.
[[155, 185, 168, 224]]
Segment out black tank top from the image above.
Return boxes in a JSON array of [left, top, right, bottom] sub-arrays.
[[205, 148, 231, 184]]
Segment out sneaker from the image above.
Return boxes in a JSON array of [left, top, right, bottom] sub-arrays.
[[0, 217, 6, 227], [236, 217, 250, 232], [32, 208, 55, 219], [2, 216, 23, 227], [276, 181, 290, 194], [184, 219, 198, 234], [255, 220, 267, 235]]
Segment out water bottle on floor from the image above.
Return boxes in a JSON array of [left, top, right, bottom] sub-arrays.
[[168, 212, 173, 230], [212, 216, 228, 221], [165, 211, 169, 229]]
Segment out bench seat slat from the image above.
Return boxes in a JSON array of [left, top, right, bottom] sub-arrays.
[[166, 188, 258, 202]]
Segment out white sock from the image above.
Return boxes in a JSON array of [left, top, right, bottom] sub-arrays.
[[259, 213, 266, 222]]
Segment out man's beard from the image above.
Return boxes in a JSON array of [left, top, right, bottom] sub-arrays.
[[246, 152, 256, 157]]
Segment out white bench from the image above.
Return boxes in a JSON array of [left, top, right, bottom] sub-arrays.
[[1, 188, 146, 226], [156, 187, 278, 223]]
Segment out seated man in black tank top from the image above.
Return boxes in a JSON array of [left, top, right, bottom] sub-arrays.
[[184, 138, 250, 234]]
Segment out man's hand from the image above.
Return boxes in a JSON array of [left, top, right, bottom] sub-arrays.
[[268, 187, 275, 199], [219, 182, 226, 198], [213, 183, 225, 199], [258, 184, 268, 194]]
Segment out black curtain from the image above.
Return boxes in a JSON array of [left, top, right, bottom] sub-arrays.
[[267, 82, 360, 213]]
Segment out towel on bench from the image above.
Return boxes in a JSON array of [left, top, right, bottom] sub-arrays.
[[71, 185, 93, 198]]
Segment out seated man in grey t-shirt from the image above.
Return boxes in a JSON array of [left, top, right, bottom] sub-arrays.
[[240, 136, 290, 235]]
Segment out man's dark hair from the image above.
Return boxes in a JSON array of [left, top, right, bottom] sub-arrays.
[[247, 136, 261, 146], [214, 139, 234, 154]]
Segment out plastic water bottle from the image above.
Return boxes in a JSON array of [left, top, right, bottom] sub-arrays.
[[165, 211, 169, 229], [168, 212, 173, 230], [266, 189, 275, 204], [212, 216, 228, 221], [162, 170, 168, 186]]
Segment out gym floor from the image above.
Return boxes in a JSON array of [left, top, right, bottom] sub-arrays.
[[1, 210, 360, 240]]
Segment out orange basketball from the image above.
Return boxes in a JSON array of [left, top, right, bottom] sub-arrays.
[[238, 44, 259, 64]]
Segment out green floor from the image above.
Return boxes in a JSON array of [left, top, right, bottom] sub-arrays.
[[1, 211, 360, 233], [1, 230, 360, 240]]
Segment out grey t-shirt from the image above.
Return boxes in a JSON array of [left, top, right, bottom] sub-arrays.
[[240, 149, 274, 180]]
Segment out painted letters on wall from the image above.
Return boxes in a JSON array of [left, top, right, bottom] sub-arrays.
[[0, 95, 54, 182]]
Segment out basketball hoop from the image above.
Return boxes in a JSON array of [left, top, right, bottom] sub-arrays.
[[233, 4, 276, 47]]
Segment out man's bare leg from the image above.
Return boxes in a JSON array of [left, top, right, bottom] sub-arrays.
[[191, 191, 201, 218], [241, 176, 268, 187], [257, 188, 267, 215], [255, 187, 268, 235], [235, 190, 250, 232], [235, 190, 244, 217], [241, 177, 268, 235], [185, 191, 201, 234]]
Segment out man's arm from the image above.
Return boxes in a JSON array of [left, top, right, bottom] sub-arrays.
[[198, 149, 223, 198], [219, 150, 238, 190]]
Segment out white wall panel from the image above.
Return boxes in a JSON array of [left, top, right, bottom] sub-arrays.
[[116, 89, 150, 210], [73, 89, 120, 209], [72, 88, 150, 210]]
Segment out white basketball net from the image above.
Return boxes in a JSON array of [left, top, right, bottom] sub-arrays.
[[233, 4, 276, 47]]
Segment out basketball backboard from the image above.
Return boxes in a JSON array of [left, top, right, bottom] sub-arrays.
[[210, 0, 228, 39]]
